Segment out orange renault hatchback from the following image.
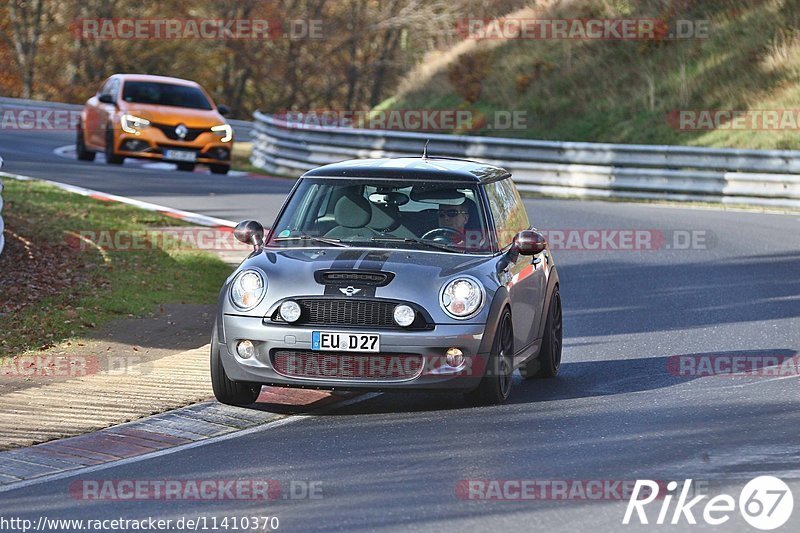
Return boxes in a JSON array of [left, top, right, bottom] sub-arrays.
[[77, 74, 233, 174]]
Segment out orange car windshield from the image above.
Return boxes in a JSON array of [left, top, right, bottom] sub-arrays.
[[121, 81, 212, 110]]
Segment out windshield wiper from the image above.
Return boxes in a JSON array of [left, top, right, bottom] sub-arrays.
[[274, 233, 349, 247], [370, 236, 461, 253]]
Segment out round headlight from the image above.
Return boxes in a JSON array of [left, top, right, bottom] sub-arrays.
[[441, 277, 484, 319], [230, 269, 266, 310], [280, 300, 302, 323], [393, 304, 416, 327]]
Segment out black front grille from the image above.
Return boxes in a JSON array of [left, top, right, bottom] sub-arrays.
[[269, 298, 431, 330], [151, 122, 208, 141], [272, 350, 423, 381], [304, 299, 394, 327], [315, 270, 393, 286]]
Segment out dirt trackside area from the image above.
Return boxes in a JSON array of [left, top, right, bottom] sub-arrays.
[[0, 178, 234, 449]]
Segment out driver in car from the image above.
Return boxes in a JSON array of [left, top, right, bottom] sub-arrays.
[[437, 200, 470, 245]]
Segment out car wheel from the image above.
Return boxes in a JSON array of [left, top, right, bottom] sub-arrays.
[[520, 287, 562, 379], [210, 326, 261, 406], [209, 164, 229, 175], [176, 163, 196, 172], [104, 129, 124, 165], [76, 125, 96, 161], [465, 308, 514, 405]]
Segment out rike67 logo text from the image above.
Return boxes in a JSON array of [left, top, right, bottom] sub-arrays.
[[623, 476, 793, 530]]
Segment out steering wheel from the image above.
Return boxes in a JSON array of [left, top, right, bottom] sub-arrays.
[[421, 227, 462, 243]]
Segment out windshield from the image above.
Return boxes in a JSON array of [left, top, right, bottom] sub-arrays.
[[268, 178, 492, 253], [121, 81, 213, 110]]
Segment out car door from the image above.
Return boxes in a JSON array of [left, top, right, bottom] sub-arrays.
[[485, 178, 546, 361], [97, 78, 120, 149], [83, 79, 112, 147]]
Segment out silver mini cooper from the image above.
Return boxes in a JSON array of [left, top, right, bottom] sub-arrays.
[[212, 157, 562, 405]]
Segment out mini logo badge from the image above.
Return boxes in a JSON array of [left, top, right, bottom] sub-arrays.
[[175, 124, 188, 140], [339, 286, 361, 296]]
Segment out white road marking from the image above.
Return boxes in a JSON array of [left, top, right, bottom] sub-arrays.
[[0, 170, 236, 228]]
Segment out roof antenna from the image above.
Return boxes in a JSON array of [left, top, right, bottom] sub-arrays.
[[422, 139, 430, 159]]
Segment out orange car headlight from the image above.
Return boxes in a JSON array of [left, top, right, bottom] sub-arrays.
[[120, 114, 151, 135], [211, 124, 233, 143]]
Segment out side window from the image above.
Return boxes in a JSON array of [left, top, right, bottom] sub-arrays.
[[99, 79, 113, 96], [108, 79, 120, 98], [485, 178, 529, 249]]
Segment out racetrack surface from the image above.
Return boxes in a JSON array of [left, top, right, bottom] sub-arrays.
[[1, 125, 799, 531]]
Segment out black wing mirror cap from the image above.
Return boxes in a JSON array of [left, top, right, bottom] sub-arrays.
[[514, 229, 547, 255], [234, 220, 265, 247], [217, 104, 231, 116]]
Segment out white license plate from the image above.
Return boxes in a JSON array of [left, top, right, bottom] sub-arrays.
[[312, 331, 380, 353], [163, 149, 196, 162]]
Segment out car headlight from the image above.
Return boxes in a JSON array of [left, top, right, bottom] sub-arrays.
[[229, 269, 266, 310], [440, 277, 484, 319], [120, 114, 150, 134], [211, 124, 233, 142]]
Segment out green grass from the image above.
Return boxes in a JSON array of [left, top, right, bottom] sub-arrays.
[[0, 179, 231, 357], [387, 0, 800, 150]]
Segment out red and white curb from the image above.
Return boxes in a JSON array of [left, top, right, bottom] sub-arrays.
[[0, 391, 376, 492], [0, 170, 236, 229]]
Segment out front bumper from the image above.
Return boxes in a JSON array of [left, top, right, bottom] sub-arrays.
[[220, 315, 489, 390], [114, 129, 232, 165]]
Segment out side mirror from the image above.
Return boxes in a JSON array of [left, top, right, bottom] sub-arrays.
[[98, 94, 115, 105], [513, 229, 547, 256], [217, 104, 231, 116], [234, 220, 265, 247]]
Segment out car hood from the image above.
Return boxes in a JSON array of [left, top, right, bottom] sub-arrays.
[[223, 247, 502, 324], [118, 102, 225, 127]]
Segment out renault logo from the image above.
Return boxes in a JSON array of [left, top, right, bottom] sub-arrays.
[[339, 286, 361, 296], [175, 124, 188, 140]]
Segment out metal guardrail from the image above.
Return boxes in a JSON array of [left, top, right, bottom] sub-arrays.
[[251, 111, 800, 208]]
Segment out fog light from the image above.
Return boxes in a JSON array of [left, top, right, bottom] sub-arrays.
[[280, 300, 302, 323], [236, 340, 255, 359], [446, 347, 464, 367], [393, 304, 415, 327]]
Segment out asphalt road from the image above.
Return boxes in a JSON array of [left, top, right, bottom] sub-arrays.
[[1, 125, 800, 531]]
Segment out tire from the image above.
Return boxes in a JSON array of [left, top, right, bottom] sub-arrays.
[[464, 308, 514, 405], [210, 326, 261, 406], [104, 129, 124, 165], [176, 162, 196, 172], [209, 164, 229, 175], [520, 287, 562, 379], [76, 125, 96, 161]]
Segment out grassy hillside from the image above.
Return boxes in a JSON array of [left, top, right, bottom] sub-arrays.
[[384, 0, 800, 149]]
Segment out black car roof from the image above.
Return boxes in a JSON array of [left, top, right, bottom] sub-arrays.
[[301, 157, 511, 183]]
